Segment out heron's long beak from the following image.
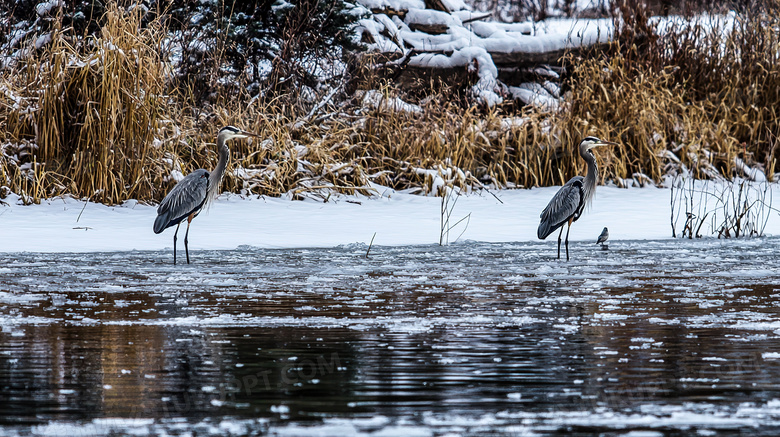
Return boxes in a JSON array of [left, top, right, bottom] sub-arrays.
[[594, 140, 619, 147], [240, 130, 260, 138]]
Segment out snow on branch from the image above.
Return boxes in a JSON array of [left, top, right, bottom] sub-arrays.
[[409, 47, 502, 106], [354, 0, 614, 107]]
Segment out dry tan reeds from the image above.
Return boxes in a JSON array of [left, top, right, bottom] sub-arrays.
[[1, 2, 779, 205], [2, 3, 169, 204]]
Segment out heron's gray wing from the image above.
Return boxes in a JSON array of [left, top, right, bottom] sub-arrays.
[[537, 177, 583, 240], [154, 169, 209, 233]]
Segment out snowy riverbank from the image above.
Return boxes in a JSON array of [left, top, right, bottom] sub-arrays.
[[1, 184, 778, 253]]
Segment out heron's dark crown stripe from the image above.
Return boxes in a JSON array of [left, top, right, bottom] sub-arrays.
[[219, 126, 241, 135]]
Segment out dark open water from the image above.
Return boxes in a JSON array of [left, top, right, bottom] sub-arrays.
[[1, 239, 780, 435]]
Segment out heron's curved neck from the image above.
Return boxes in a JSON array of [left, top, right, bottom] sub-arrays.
[[207, 134, 230, 202], [581, 148, 598, 202]]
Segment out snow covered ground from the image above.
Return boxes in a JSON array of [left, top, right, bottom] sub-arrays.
[[0, 185, 688, 253], [1, 183, 778, 253]]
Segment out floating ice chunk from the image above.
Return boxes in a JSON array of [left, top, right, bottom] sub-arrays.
[[0, 291, 48, 303], [271, 404, 290, 414], [593, 313, 629, 320]]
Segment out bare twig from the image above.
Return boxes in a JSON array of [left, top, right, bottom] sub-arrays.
[[673, 177, 773, 239], [291, 84, 345, 131], [469, 175, 503, 204], [450, 213, 471, 243], [76, 198, 89, 223], [462, 13, 492, 24], [366, 232, 376, 258]]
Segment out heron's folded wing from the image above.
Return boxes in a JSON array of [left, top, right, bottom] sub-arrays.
[[537, 180, 582, 239], [156, 169, 209, 221]]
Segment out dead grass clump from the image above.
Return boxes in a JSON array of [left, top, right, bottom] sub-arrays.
[[606, 0, 780, 181], [177, 100, 378, 202], [2, 3, 169, 204], [562, 52, 741, 184], [322, 94, 515, 193], [535, 0, 780, 188], [3, 1, 780, 206]]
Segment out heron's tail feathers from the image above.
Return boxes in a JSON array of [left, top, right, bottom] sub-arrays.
[[153, 213, 169, 234], [537, 221, 554, 240]]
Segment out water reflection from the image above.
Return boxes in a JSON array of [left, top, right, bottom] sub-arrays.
[[1, 241, 780, 434]]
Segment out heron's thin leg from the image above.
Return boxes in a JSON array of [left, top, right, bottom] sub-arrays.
[[173, 222, 181, 265], [564, 218, 573, 262], [557, 226, 564, 259], [184, 218, 192, 265]]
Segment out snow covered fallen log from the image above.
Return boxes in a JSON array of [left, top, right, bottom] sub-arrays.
[[408, 47, 502, 106], [507, 83, 560, 111], [354, 0, 614, 106]]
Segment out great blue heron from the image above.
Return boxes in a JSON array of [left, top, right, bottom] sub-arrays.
[[537, 136, 617, 261], [596, 226, 609, 249], [153, 126, 258, 264]]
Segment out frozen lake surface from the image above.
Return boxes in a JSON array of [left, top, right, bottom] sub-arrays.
[[2, 239, 780, 436]]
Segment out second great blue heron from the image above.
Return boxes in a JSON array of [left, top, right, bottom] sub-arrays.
[[537, 136, 617, 261], [153, 126, 258, 264]]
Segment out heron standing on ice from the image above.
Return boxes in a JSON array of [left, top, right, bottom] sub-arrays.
[[154, 126, 259, 264], [537, 136, 618, 261]]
